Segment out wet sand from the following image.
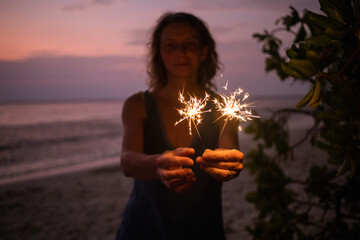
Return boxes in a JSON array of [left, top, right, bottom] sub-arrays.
[[0, 129, 325, 240]]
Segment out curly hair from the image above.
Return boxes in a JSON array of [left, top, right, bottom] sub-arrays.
[[146, 12, 222, 90]]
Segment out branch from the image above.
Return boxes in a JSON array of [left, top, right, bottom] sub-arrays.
[[340, 45, 360, 76], [340, 213, 360, 221], [294, 199, 334, 210], [290, 124, 318, 149], [270, 108, 318, 149], [290, 179, 307, 185], [318, 72, 360, 115], [321, 208, 329, 222], [338, 74, 360, 115], [273, 108, 315, 116], [270, 27, 297, 36]]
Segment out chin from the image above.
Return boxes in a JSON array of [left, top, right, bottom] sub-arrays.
[[172, 69, 197, 78]]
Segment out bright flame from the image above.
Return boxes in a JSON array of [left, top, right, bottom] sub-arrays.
[[214, 81, 259, 138], [175, 90, 211, 137]]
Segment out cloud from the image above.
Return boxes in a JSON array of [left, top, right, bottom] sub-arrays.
[[126, 28, 151, 46], [0, 55, 147, 102], [62, 0, 116, 11], [92, 0, 116, 5], [211, 26, 236, 35], [0, 38, 311, 103], [185, 0, 319, 13], [0, 36, 311, 103], [62, 3, 86, 11], [215, 39, 310, 96], [184, 0, 277, 11]]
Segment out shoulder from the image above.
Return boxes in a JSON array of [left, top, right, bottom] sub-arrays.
[[124, 91, 145, 108], [122, 91, 146, 121]]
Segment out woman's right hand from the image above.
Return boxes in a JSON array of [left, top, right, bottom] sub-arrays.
[[156, 147, 196, 194]]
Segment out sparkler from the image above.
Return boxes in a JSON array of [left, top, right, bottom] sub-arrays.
[[214, 81, 260, 140], [175, 90, 211, 139]]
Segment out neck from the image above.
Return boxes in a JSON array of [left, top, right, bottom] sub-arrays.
[[152, 75, 208, 105], [165, 76, 203, 95]]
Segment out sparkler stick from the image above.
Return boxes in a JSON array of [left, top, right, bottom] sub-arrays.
[[175, 90, 211, 140], [214, 81, 260, 142]]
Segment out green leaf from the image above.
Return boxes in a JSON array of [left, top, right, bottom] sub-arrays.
[[281, 63, 305, 79], [306, 34, 340, 46], [306, 50, 323, 68], [286, 44, 307, 59], [319, 0, 347, 25], [288, 59, 317, 78], [337, 153, 349, 176], [253, 33, 267, 41], [286, 48, 302, 59], [304, 10, 344, 29], [296, 85, 315, 109], [265, 57, 277, 71], [324, 27, 348, 40], [294, 25, 307, 43], [277, 6, 301, 30]]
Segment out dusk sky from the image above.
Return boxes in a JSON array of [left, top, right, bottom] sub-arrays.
[[0, 0, 320, 102]]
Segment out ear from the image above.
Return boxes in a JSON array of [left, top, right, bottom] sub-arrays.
[[201, 45, 209, 62]]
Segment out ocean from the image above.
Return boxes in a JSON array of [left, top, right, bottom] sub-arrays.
[[0, 96, 313, 183], [0, 101, 124, 183]]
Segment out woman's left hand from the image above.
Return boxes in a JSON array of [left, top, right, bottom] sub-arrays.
[[196, 148, 244, 182]]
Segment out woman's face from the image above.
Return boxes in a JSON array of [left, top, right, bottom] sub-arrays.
[[160, 22, 207, 82]]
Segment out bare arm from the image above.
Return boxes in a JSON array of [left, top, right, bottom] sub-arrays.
[[120, 92, 196, 192], [120, 92, 159, 180]]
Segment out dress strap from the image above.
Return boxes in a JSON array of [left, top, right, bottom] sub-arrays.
[[142, 91, 149, 128]]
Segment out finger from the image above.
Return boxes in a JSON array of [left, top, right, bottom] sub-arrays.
[[157, 155, 194, 168], [199, 165, 239, 182], [174, 177, 196, 194], [166, 176, 195, 190], [202, 149, 244, 162], [157, 168, 194, 181], [203, 148, 244, 161], [173, 147, 195, 157], [196, 157, 243, 171]]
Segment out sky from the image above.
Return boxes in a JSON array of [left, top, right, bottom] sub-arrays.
[[0, 0, 321, 102]]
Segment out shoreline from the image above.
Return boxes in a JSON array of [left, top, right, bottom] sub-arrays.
[[0, 157, 120, 186], [0, 127, 325, 240], [0, 158, 256, 240]]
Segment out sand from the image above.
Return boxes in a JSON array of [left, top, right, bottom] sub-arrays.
[[0, 129, 325, 240]]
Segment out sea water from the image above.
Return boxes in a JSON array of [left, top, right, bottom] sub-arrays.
[[0, 96, 313, 181], [0, 101, 124, 181]]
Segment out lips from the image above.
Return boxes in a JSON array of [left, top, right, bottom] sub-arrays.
[[174, 62, 190, 67]]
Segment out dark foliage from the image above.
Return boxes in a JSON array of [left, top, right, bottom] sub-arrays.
[[246, 0, 360, 238]]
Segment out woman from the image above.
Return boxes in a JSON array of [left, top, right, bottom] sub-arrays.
[[116, 12, 244, 240]]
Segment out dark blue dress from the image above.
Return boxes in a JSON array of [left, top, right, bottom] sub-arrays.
[[116, 91, 225, 240]]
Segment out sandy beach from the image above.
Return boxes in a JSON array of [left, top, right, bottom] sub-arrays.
[[0, 127, 326, 240], [0, 161, 257, 240]]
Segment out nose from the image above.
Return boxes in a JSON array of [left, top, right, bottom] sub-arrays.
[[175, 43, 186, 56]]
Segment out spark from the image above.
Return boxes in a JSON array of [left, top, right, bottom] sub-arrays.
[[214, 81, 260, 139], [222, 80, 228, 90], [175, 90, 211, 137]]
